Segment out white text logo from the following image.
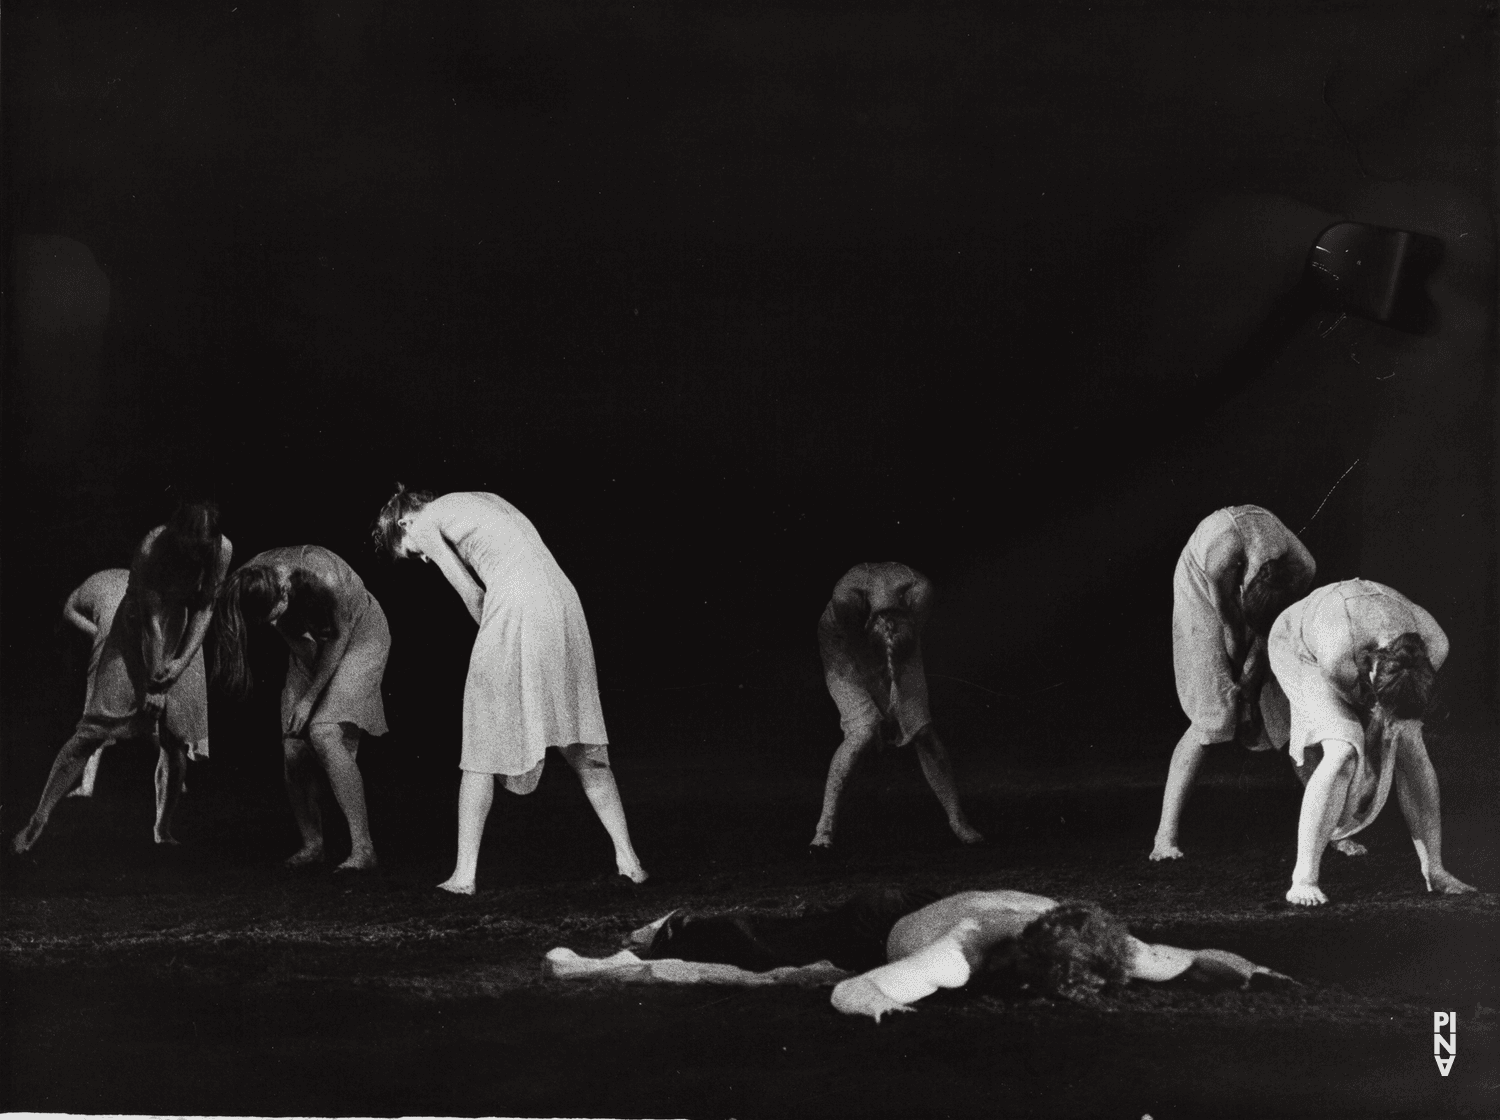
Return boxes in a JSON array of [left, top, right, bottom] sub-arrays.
[[1433, 1012, 1456, 1076]]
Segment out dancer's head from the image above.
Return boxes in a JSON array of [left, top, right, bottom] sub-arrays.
[[147, 500, 222, 610], [1241, 555, 1305, 637], [978, 902, 1136, 1002], [1360, 632, 1436, 720], [372, 484, 436, 560], [212, 566, 284, 699]]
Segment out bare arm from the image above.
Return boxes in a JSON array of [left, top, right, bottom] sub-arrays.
[[423, 528, 485, 624], [62, 589, 98, 639], [904, 572, 935, 629], [132, 531, 171, 687], [1129, 940, 1292, 987], [1287, 534, 1317, 591], [828, 579, 871, 639], [830, 920, 982, 1021]]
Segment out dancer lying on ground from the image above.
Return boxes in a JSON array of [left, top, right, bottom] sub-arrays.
[[812, 562, 983, 852], [13, 503, 231, 852], [216, 545, 391, 870], [551, 885, 1289, 1022], [1268, 578, 1476, 906], [374, 487, 647, 894], [1152, 505, 1316, 861]]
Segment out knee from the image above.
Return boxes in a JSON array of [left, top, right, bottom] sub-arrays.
[[63, 735, 106, 761], [1319, 740, 1358, 776], [562, 744, 611, 772], [307, 724, 356, 759], [911, 726, 943, 755], [283, 737, 312, 768], [839, 727, 880, 756]]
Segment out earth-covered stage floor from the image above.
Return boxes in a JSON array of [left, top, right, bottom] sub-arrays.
[[3, 687, 1497, 1119]]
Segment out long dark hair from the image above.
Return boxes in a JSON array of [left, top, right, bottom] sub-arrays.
[[213, 566, 280, 699], [1358, 631, 1437, 721], [142, 501, 222, 610], [371, 483, 436, 558]]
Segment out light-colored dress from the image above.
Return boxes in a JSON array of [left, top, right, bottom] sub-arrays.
[[69, 569, 130, 713], [1268, 579, 1447, 841], [260, 546, 390, 738], [75, 530, 216, 756], [818, 562, 933, 747], [1172, 505, 1313, 748], [408, 492, 607, 793]]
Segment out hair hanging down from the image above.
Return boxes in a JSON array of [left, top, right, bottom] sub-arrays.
[[1241, 555, 1305, 637], [371, 483, 437, 558], [867, 608, 918, 685], [212, 566, 282, 699], [978, 902, 1136, 1003], [144, 501, 223, 610], [1363, 631, 1437, 721]]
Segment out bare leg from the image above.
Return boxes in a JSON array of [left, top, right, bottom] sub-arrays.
[[1292, 758, 1366, 856], [1287, 740, 1357, 906], [439, 770, 493, 894], [812, 727, 878, 849], [560, 744, 647, 882], [1392, 724, 1475, 895], [1151, 728, 1220, 860], [11, 731, 110, 852], [68, 746, 108, 798], [282, 736, 326, 866], [309, 723, 377, 870], [912, 728, 983, 844], [153, 734, 188, 845]]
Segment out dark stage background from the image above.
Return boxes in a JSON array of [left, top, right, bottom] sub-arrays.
[[3, 2, 1496, 792]]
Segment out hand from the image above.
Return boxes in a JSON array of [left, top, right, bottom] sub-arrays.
[[284, 697, 316, 738], [830, 975, 916, 1022], [141, 691, 167, 719], [150, 658, 182, 689]]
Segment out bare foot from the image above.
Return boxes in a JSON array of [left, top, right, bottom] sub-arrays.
[[618, 866, 649, 885], [153, 832, 181, 846], [1333, 838, 1367, 857], [284, 844, 325, 868], [1150, 842, 1185, 861], [436, 876, 475, 895], [67, 786, 94, 799], [11, 820, 43, 854], [1286, 882, 1328, 906], [335, 850, 378, 872], [951, 822, 984, 845], [1428, 870, 1477, 896]]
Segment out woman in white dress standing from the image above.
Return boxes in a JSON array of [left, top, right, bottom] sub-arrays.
[[373, 487, 648, 894]]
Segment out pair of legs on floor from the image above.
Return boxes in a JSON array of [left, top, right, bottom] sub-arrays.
[[812, 723, 982, 850], [438, 743, 647, 895], [1151, 729, 1366, 861], [1287, 726, 1473, 905], [12, 727, 187, 852], [282, 721, 377, 871]]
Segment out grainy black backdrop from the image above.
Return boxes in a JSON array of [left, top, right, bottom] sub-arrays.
[[4, 2, 1495, 787]]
